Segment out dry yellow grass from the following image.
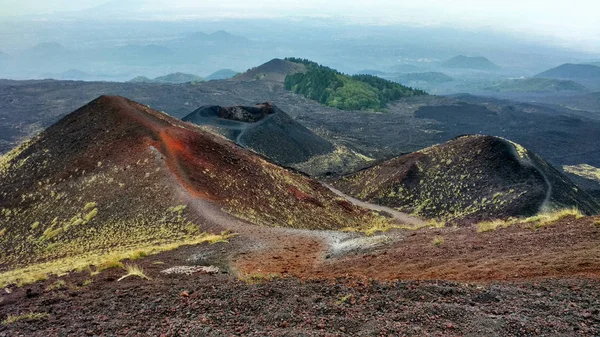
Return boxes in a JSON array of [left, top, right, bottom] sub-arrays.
[[343, 215, 446, 236], [0, 231, 235, 288], [476, 208, 585, 232], [118, 264, 151, 281], [2, 312, 49, 325], [563, 164, 600, 182], [524, 208, 584, 229], [477, 219, 518, 233]]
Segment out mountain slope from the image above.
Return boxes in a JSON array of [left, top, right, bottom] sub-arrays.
[[332, 135, 600, 223], [182, 102, 335, 166], [442, 55, 500, 70], [536, 63, 600, 80], [0, 96, 370, 273], [234, 58, 306, 82]]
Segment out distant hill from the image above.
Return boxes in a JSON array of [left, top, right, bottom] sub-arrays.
[[485, 78, 589, 93], [206, 69, 239, 81], [284, 58, 427, 111], [0, 95, 371, 277], [388, 64, 420, 73], [182, 102, 335, 166], [234, 58, 306, 82], [395, 72, 454, 84], [153, 72, 204, 84], [333, 135, 600, 223], [536, 63, 600, 80], [128, 76, 154, 83], [127, 73, 204, 84], [355, 69, 389, 76], [442, 55, 500, 70]]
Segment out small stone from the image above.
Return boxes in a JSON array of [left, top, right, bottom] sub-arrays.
[[180, 291, 190, 297]]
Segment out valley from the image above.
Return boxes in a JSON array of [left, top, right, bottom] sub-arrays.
[[1, 52, 600, 336]]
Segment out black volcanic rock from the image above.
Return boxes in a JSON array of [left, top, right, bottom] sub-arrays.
[[234, 58, 306, 82], [183, 103, 335, 165]]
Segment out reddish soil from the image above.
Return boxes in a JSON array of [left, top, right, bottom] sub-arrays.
[[231, 216, 600, 282], [1, 241, 599, 336]]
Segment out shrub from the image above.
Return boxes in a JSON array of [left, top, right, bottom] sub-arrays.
[[432, 236, 445, 246], [118, 264, 151, 281]]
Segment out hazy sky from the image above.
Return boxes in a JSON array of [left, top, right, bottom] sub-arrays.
[[2, 0, 599, 49]]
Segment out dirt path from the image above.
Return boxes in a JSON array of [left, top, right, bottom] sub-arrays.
[[323, 183, 426, 226]]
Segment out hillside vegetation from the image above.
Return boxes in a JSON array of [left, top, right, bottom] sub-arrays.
[[284, 58, 426, 111]]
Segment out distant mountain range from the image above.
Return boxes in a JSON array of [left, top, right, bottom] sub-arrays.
[[128, 73, 204, 84], [442, 55, 500, 70], [536, 63, 600, 80], [485, 78, 589, 93]]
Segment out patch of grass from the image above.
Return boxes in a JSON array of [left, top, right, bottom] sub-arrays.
[[240, 273, 280, 284], [2, 312, 49, 325], [476, 219, 517, 233], [336, 294, 353, 305], [475, 208, 585, 233], [128, 250, 148, 260], [594, 220, 600, 227], [83, 208, 98, 222], [563, 164, 600, 182], [83, 202, 97, 211], [82, 279, 92, 286], [118, 264, 151, 281], [0, 231, 236, 288], [15, 273, 47, 287], [432, 236, 445, 246], [343, 215, 445, 236], [525, 208, 584, 229], [93, 259, 124, 275]]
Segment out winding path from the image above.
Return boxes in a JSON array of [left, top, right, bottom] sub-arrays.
[[322, 183, 426, 226]]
